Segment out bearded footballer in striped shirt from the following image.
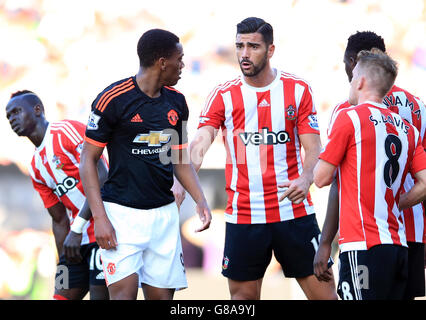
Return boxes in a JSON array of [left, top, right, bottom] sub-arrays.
[[183, 17, 337, 300]]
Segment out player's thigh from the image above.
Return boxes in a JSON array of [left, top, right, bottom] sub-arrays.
[[338, 246, 408, 300], [404, 242, 425, 299], [141, 202, 187, 291], [296, 273, 337, 300], [221, 222, 273, 282], [54, 255, 90, 300], [271, 215, 331, 278], [107, 273, 139, 300], [82, 242, 109, 300]]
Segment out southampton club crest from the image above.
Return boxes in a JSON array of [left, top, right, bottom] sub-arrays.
[[52, 155, 64, 170], [285, 105, 296, 121]]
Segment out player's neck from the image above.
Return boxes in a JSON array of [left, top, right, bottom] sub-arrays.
[[28, 120, 49, 148], [135, 68, 162, 98], [357, 91, 384, 106], [243, 66, 276, 88]]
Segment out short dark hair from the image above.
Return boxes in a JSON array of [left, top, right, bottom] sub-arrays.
[[10, 90, 35, 99], [10, 90, 43, 107], [356, 48, 398, 97], [137, 29, 180, 68], [346, 31, 386, 55], [237, 17, 273, 45]]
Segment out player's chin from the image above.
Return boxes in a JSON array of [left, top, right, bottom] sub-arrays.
[[167, 77, 180, 87]]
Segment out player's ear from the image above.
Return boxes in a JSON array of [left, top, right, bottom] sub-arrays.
[[33, 104, 44, 117], [267, 43, 275, 59], [350, 56, 357, 69], [158, 57, 167, 71], [357, 76, 365, 90]]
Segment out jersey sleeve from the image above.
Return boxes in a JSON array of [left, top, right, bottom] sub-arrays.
[[171, 96, 189, 150], [84, 93, 119, 148], [197, 86, 226, 129], [319, 110, 353, 166], [414, 97, 426, 150], [410, 134, 426, 175], [296, 83, 320, 135]]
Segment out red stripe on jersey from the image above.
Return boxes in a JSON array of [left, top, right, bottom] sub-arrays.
[[256, 91, 280, 223], [358, 107, 381, 247], [282, 77, 307, 219], [231, 86, 251, 224], [404, 206, 416, 241]]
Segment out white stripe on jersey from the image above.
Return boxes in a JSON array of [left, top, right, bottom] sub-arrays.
[[50, 123, 79, 146], [223, 90, 239, 224], [28, 164, 44, 184], [294, 83, 305, 110], [347, 109, 367, 243], [270, 79, 292, 221], [32, 150, 57, 189], [62, 121, 83, 141], [57, 133, 80, 168], [241, 85, 266, 224]]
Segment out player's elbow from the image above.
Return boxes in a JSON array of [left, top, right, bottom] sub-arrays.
[[314, 172, 333, 188]]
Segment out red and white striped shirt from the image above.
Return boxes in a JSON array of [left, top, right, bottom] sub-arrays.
[[28, 120, 101, 245], [321, 101, 426, 252], [198, 71, 319, 224], [328, 85, 426, 243]]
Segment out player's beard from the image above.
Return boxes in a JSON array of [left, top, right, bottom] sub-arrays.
[[239, 52, 268, 77]]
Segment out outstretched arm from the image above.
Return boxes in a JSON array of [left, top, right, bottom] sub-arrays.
[[171, 125, 218, 208]]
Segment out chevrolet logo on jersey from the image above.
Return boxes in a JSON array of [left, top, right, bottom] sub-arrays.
[[133, 131, 171, 146]]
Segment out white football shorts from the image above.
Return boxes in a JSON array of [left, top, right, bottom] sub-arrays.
[[100, 201, 187, 290]]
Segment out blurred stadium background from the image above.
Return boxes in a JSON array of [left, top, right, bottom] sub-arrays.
[[0, 0, 425, 299]]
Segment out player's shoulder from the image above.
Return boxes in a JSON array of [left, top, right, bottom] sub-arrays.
[[50, 120, 85, 143], [390, 85, 424, 104], [209, 76, 242, 95], [279, 70, 312, 87], [163, 86, 187, 103], [92, 76, 136, 111]]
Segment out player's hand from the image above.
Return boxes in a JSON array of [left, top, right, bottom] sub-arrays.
[[278, 175, 312, 204], [171, 179, 186, 210], [195, 199, 212, 232], [313, 243, 333, 282], [63, 231, 83, 264], [94, 216, 118, 250]]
